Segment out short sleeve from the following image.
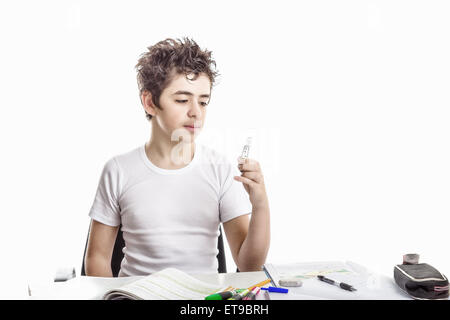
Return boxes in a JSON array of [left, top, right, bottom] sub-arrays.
[[219, 162, 252, 223], [88, 157, 122, 226]]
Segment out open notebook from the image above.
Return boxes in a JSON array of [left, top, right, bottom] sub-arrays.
[[263, 261, 409, 300], [103, 268, 223, 300]]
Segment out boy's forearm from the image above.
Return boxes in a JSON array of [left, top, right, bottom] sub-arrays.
[[85, 256, 113, 277], [236, 201, 270, 272]]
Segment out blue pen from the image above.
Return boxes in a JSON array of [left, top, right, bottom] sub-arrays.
[[261, 286, 289, 293]]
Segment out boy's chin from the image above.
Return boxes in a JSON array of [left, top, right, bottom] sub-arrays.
[[174, 129, 201, 143]]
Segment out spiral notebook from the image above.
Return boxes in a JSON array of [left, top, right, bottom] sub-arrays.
[[263, 261, 409, 300]]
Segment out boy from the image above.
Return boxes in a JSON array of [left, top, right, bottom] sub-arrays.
[[84, 37, 270, 277]]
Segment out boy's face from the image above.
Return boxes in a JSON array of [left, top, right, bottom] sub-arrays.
[[144, 70, 211, 142]]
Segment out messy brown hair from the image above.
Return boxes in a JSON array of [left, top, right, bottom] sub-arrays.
[[135, 37, 220, 121]]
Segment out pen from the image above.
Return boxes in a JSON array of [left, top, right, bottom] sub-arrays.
[[243, 286, 261, 300], [228, 288, 250, 300], [317, 275, 357, 292]]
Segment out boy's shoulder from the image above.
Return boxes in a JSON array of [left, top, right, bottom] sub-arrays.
[[114, 144, 142, 163], [102, 145, 143, 173]]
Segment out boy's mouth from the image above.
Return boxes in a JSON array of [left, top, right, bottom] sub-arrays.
[[184, 122, 202, 128], [183, 125, 201, 132]]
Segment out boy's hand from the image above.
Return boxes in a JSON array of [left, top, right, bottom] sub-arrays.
[[234, 157, 269, 209]]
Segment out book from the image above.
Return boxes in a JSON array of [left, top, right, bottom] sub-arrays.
[[103, 268, 223, 300]]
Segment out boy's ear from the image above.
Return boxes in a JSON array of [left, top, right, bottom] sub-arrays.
[[141, 91, 158, 117]]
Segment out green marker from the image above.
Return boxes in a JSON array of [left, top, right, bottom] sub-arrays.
[[205, 289, 245, 300]]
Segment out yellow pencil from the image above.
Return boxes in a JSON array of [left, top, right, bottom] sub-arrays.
[[247, 279, 271, 290]]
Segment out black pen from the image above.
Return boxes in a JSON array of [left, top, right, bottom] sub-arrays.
[[317, 275, 357, 292]]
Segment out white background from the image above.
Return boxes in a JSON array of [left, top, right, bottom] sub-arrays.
[[0, 0, 449, 298]]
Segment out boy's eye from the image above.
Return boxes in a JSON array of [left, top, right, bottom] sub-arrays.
[[176, 100, 208, 107]]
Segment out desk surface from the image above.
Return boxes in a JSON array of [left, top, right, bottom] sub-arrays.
[[28, 269, 413, 300]]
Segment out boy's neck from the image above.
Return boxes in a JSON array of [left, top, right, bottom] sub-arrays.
[[145, 137, 196, 170]]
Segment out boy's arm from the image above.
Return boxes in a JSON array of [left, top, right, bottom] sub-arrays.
[[84, 219, 119, 277], [223, 201, 270, 272], [224, 157, 271, 272]]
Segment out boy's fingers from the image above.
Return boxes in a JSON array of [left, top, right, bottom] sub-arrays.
[[238, 159, 260, 172], [234, 175, 256, 187], [237, 156, 247, 164], [238, 164, 261, 172], [237, 156, 253, 164], [241, 171, 263, 183]]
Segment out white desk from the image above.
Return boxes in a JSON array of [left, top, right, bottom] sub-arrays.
[[28, 270, 411, 300]]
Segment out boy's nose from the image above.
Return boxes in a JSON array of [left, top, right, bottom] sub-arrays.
[[188, 101, 202, 118]]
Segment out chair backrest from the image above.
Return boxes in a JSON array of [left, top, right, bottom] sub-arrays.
[[81, 223, 227, 276]]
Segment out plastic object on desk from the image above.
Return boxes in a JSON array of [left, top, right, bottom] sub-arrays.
[[394, 253, 449, 300], [54, 267, 76, 282], [279, 277, 303, 287]]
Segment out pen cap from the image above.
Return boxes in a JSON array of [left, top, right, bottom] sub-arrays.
[[205, 293, 222, 300], [261, 286, 289, 293], [205, 291, 235, 300]]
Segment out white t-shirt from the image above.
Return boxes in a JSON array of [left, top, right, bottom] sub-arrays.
[[88, 143, 252, 276]]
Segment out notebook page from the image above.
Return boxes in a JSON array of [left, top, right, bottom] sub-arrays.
[[264, 261, 408, 300], [103, 268, 222, 300]]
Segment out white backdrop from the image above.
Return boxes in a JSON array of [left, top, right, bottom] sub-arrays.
[[1, 0, 449, 298]]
